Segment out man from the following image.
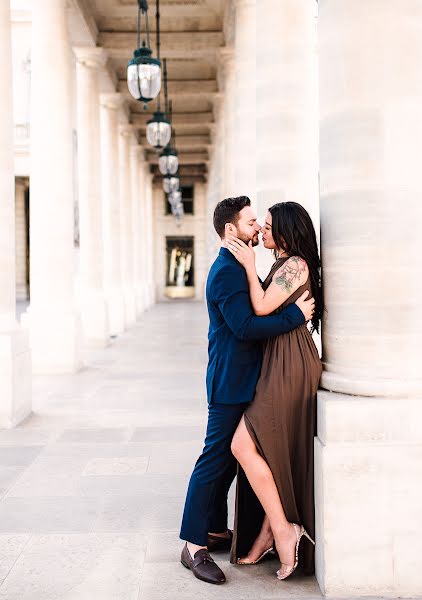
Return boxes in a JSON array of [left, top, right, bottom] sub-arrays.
[[180, 196, 315, 584]]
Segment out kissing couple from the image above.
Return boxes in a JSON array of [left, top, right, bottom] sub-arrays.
[[180, 196, 323, 584]]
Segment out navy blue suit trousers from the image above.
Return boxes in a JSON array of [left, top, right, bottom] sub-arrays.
[[180, 402, 249, 545]]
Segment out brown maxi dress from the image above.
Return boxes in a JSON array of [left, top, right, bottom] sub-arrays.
[[230, 257, 322, 575]]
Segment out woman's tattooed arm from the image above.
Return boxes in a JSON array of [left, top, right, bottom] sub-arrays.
[[275, 257, 307, 292]]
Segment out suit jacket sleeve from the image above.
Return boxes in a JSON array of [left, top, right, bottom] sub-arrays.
[[212, 264, 305, 341]]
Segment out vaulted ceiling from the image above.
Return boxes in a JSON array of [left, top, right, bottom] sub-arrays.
[[85, 0, 227, 183]]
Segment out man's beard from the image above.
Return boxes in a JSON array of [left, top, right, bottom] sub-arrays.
[[237, 232, 260, 247]]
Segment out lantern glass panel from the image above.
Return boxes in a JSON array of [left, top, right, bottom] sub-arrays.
[[168, 191, 182, 206], [146, 120, 171, 148], [171, 202, 184, 217], [127, 63, 161, 101], [163, 176, 180, 194], [159, 154, 179, 175]]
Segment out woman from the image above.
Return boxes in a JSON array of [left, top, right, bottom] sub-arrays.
[[225, 201, 323, 580]]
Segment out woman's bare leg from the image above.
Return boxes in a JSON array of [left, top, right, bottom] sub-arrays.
[[231, 417, 298, 574], [238, 514, 274, 563]]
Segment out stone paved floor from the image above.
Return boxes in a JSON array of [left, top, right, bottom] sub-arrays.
[[0, 301, 324, 600]]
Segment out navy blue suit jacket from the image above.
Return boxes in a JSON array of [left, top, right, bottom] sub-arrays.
[[206, 247, 305, 405]]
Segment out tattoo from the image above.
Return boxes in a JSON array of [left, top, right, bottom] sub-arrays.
[[274, 257, 307, 292]]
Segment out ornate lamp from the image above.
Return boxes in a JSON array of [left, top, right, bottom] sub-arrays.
[[168, 190, 181, 206], [159, 145, 179, 175], [146, 110, 171, 149], [163, 173, 180, 194], [127, 0, 161, 107], [168, 191, 184, 225], [142, 0, 171, 150], [158, 65, 178, 171]]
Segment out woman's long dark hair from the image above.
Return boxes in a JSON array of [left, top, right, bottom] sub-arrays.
[[268, 202, 323, 333]]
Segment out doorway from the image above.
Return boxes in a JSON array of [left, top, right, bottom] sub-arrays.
[[165, 236, 195, 299]]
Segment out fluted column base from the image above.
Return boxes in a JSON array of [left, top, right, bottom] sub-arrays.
[[23, 308, 81, 374], [79, 291, 110, 348], [0, 329, 32, 428], [123, 289, 137, 328], [315, 389, 422, 597], [106, 289, 125, 337], [135, 284, 147, 316], [144, 283, 155, 310]]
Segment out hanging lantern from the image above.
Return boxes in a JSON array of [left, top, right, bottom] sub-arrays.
[[168, 190, 182, 206], [146, 111, 172, 150], [171, 202, 184, 223], [127, 1, 161, 107], [163, 173, 180, 194], [168, 190, 184, 225], [159, 145, 179, 175], [172, 202, 184, 215], [171, 199, 184, 216]]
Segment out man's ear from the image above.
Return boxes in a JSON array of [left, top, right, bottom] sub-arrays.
[[225, 222, 236, 236]]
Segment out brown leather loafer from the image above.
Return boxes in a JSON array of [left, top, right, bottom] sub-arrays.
[[181, 544, 226, 585], [207, 530, 233, 552]]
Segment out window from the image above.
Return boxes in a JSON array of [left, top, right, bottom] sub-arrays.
[[165, 185, 194, 215], [166, 236, 194, 288]]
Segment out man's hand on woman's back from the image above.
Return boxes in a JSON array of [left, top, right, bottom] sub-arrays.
[[295, 291, 315, 322]]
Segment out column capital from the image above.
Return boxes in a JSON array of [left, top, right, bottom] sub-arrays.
[[73, 46, 107, 68], [234, 0, 256, 8], [130, 144, 145, 159], [218, 46, 234, 65], [209, 122, 219, 145], [217, 46, 235, 90], [212, 93, 224, 121], [100, 92, 124, 110], [119, 123, 136, 138]]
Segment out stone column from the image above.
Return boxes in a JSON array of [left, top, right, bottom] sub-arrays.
[[28, 0, 81, 373], [218, 47, 235, 198], [144, 173, 155, 307], [74, 47, 109, 347], [316, 1, 422, 596], [139, 160, 150, 310], [0, 0, 31, 427], [206, 95, 224, 267], [234, 0, 256, 205], [118, 124, 137, 327], [256, 0, 319, 277], [100, 93, 125, 336], [15, 179, 29, 301], [130, 144, 145, 316]]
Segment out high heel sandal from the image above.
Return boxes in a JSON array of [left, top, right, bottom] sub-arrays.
[[276, 523, 315, 581], [237, 545, 274, 565]]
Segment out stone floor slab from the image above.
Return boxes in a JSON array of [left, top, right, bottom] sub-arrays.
[[0, 497, 100, 533], [0, 446, 44, 467], [0, 534, 31, 585], [5, 455, 95, 497], [0, 467, 27, 499], [93, 493, 185, 533], [57, 428, 131, 444], [82, 456, 149, 476], [0, 533, 146, 600], [130, 425, 205, 443], [0, 430, 55, 446], [136, 557, 323, 600], [39, 441, 153, 459], [147, 441, 203, 474]]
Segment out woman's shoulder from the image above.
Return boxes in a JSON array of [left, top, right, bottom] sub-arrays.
[[272, 256, 309, 291]]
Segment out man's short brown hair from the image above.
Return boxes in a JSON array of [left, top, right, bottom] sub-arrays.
[[213, 196, 251, 239]]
